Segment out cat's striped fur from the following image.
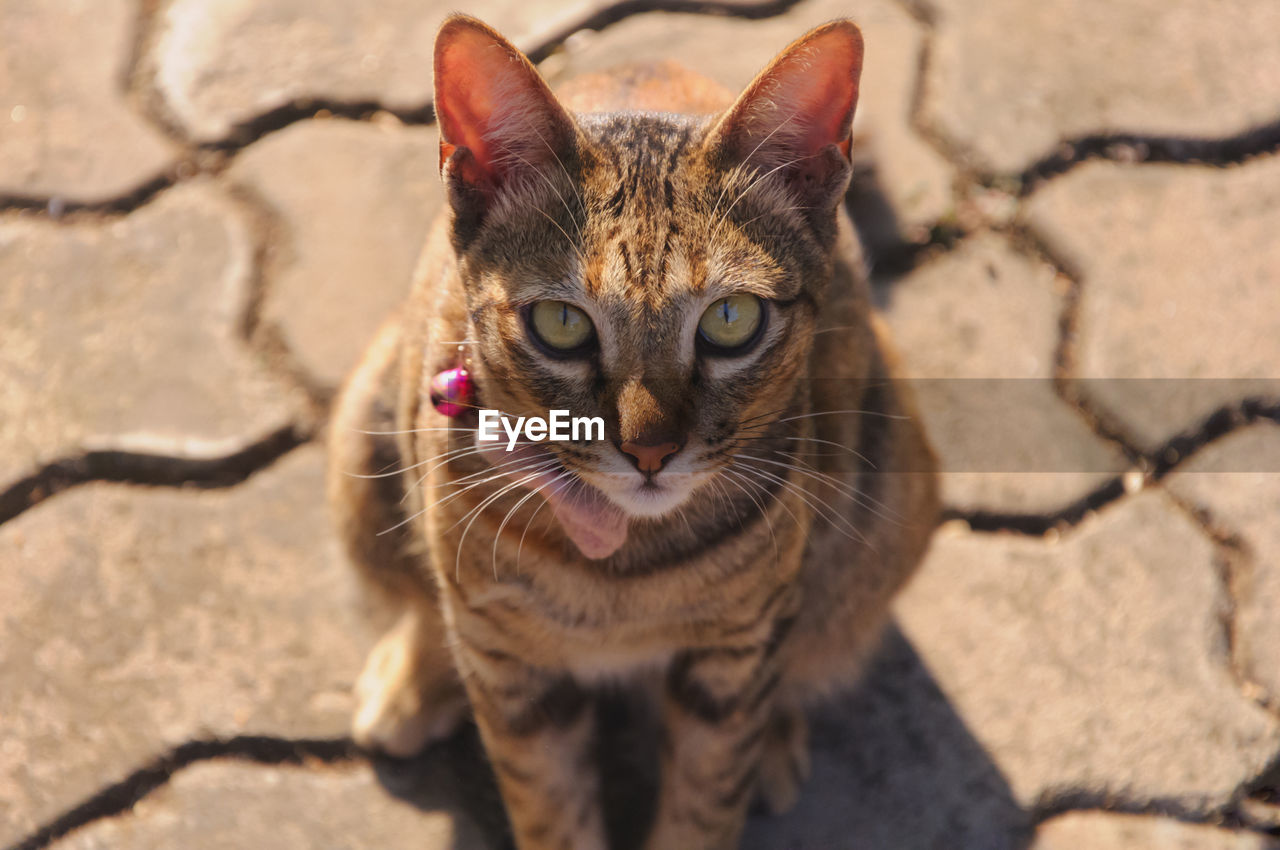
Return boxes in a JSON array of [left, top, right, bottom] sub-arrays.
[[328, 15, 938, 850]]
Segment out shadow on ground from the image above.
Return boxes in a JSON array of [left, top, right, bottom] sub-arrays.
[[371, 624, 1030, 850]]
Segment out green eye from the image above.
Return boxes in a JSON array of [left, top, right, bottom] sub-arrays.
[[698, 294, 764, 352], [529, 300, 595, 352]]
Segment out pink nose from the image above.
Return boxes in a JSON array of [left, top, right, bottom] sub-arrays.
[[620, 440, 681, 474]]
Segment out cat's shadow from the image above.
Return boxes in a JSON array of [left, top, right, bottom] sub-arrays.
[[371, 625, 1031, 850]]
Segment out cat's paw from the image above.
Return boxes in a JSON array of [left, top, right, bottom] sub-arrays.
[[755, 708, 810, 816], [352, 613, 468, 758]]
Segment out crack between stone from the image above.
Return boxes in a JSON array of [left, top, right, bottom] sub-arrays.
[[1166, 492, 1280, 722], [944, 399, 1280, 536], [520, 0, 812, 65], [0, 423, 314, 527], [1029, 789, 1280, 839], [940, 476, 1127, 537], [1243, 752, 1280, 829], [1020, 223, 1157, 476], [220, 182, 337, 415], [0, 172, 180, 219], [1009, 118, 1280, 196], [5, 736, 359, 850]]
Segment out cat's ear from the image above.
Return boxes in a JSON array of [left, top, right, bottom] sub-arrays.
[[433, 15, 577, 212], [707, 20, 863, 203]]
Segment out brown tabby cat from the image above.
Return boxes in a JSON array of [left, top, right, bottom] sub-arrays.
[[327, 14, 938, 850]]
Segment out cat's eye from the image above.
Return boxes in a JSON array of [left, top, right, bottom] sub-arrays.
[[528, 300, 596, 353], [698, 294, 765, 354]]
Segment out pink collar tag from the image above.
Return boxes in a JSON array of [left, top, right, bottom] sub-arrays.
[[430, 367, 474, 418]]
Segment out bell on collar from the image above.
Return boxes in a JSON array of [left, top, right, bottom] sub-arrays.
[[430, 366, 473, 418]]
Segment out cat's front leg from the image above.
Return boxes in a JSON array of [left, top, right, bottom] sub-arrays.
[[453, 631, 607, 850], [645, 636, 789, 850]]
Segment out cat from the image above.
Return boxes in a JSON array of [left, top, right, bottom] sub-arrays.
[[327, 14, 939, 850]]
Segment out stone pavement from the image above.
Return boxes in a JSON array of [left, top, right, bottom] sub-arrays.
[[2, 0, 1279, 848]]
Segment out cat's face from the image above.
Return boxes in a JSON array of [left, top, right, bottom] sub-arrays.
[[433, 16, 862, 551]]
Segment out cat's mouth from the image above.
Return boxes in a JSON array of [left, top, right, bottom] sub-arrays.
[[603, 474, 699, 519], [478, 442, 629, 560]]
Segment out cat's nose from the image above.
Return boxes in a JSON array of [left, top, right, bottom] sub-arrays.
[[619, 440, 682, 475]]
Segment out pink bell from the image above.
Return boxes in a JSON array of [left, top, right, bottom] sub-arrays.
[[430, 366, 474, 418]]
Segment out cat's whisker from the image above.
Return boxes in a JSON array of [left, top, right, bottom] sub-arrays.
[[718, 468, 781, 564], [384, 454, 556, 536], [777, 450, 903, 522], [492, 485, 544, 579], [353, 426, 474, 435], [347, 440, 483, 480], [704, 475, 733, 521], [401, 443, 539, 503], [730, 434, 875, 468], [451, 458, 569, 578], [737, 403, 799, 427], [443, 459, 561, 532], [732, 459, 872, 548], [725, 464, 798, 530], [444, 459, 557, 539], [515, 496, 550, 574], [734, 462, 862, 547], [431, 457, 559, 515], [516, 471, 573, 571], [399, 441, 535, 507], [674, 504, 694, 536], [454, 471, 550, 582], [729, 466, 798, 565], [728, 437, 847, 460], [741, 407, 910, 430], [737, 452, 901, 526]]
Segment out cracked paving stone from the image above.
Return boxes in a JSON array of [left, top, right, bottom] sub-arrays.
[[0, 0, 176, 204], [549, 0, 956, 234], [894, 493, 1280, 811], [1166, 422, 1280, 708], [1030, 812, 1280, 849], [879, 234, 1127, 514], [0, 181, 305, 488], [921, 0, 1280, 175], [227, 120, 440, 390], [0, 447, 367, 846], [50, 761, 485, 850], [1025, 158, 1280, 451], [152, 0, 616, 142]]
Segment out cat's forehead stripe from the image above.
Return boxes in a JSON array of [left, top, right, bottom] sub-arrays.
[[577, 114, 700, 305]]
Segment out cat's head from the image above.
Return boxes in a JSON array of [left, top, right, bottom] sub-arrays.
[[433, 15, 863, 557]]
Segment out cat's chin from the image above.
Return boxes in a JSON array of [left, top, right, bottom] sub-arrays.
[[608, 481, 695, 519]]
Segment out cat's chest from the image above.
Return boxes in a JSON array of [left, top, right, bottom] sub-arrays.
[[449, 552, 785, 666]]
